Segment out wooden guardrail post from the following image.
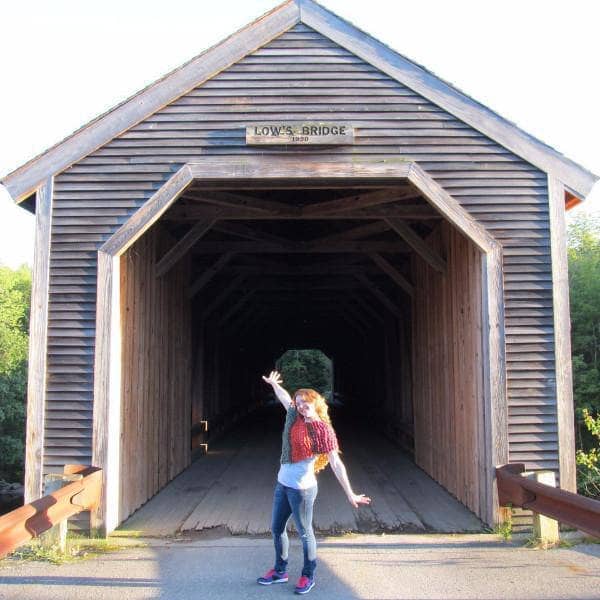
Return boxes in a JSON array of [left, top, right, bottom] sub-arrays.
[[523, 470, 560, 545], [40, 473, 83, 552], [0, 465, 102, 559], [496, 463, 600, 540]]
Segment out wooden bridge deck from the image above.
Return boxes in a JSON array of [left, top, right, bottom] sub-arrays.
[[117, 407, 484, 537]]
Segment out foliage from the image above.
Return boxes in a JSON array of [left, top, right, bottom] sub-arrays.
[[276, 348, 332, 397], [569, 215, 600, 432], [575, 408, 600, 499], [0, 265, 31, 483], [6, 534, 143, 565], [494, 512, 513, 542], [568, 214, 600, 498]]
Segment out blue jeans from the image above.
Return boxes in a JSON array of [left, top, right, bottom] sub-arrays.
[[271, 481, 318, 578]]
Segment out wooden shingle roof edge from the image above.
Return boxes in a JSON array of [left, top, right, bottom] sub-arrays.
[[2, 0, 598, 207]]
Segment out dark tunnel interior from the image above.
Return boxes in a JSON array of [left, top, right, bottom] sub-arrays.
[[117, 179, 489, 530], [169, 181, 432, 455]]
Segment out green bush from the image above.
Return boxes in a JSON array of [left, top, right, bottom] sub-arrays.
[[568, 214, 600, 498], [0, 265, 31, 483], [276, 349, 332, 398], [576, 408, 600, 499]]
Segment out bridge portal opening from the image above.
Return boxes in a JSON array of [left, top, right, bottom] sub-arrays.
[[115, 180, 490, 535]]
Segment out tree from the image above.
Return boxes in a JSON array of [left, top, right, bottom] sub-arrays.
[[0, 265, 31, 483], [568, 214, 600, 497], [276, 349, 332, 397]]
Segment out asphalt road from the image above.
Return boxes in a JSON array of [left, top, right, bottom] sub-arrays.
[[1, 533, 599, 599]]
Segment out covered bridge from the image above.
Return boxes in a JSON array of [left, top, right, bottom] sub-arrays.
[[3, 0, 597, 536]]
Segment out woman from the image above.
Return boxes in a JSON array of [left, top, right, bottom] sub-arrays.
[[257, 370, 371, 595]]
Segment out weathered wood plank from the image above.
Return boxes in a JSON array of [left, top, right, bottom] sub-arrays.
[[121, 408, 482, 536], [407, 163, 494, 253], [101, 165, 193, 255], [91, 251, 121, 534], [119, 226, 193, 523], [188, 156, 412, 180], [24, 177, 53, 503], [412, 223, 492, 519], [548, 177, 576, 492]]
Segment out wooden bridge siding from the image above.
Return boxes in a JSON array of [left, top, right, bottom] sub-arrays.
[[43, 24, 556, 491], [412, 223, 485, 516], [119, 225, 192, 522]]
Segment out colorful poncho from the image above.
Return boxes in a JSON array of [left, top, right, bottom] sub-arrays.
[[280, 407, 339, 473]]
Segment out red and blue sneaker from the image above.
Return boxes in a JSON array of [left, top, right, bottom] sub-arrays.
[[257, 568, 289, 585], [294, 575, 315, 594]]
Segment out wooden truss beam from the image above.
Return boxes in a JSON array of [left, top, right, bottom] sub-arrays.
[[188, 251, 236, 298], [230, 279, 361, 291], [385, 217, 446, 274], [155, 218, 217, 277], [348, 290, 386, 324], [216, 289, 257, 327], [309, 221, 390, 243], [340, 299, 372, 334], [186, 190, 293, 214], [166, 204, 438, 222], [355, 272, 403, 320], [225, 264, 383, 276], [199, 273, 246, 319], [213, 221, 291, 245], [191, 241, 409, 254], [301, 186, 418, 216], [367, 252, 414, 297]]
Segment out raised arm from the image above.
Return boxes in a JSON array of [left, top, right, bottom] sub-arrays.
[[262, 370, 292, 410], [328, 450, 371, 508]]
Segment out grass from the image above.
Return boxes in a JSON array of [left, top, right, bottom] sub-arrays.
[[4, 532, 146, 565], [493, 516, 513, 541], [523, 535, 560, 550]]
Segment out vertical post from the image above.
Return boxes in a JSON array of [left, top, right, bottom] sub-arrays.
[[523, 470, 560, 545], [24, 177, 53, 504], [482, 244, 509, 526], [548, 177, 576, 492], [40, 473, 83, 552], [91, 251, 122, 535]]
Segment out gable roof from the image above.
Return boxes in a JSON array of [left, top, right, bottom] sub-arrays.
[[2, 0, 597, 205]]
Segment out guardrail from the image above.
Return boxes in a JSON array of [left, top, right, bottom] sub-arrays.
[[0, 465, 102, 559], [496, 463, 600, 539]]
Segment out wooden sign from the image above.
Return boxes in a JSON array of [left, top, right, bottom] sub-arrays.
[[246, 122, 354, 145]]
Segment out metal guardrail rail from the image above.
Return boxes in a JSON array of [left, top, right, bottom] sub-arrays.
[[0, 465, 102, 559], [496, 463, 600, 539]]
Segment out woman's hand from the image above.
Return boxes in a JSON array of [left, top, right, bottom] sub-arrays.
[[262, 370, 292, 409], [262, 370, 283, 387], [348, 492, 371, 508]]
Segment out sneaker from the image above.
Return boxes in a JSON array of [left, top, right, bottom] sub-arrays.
[[257, 568, 289, 585], [294, 575, 315, 594]]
